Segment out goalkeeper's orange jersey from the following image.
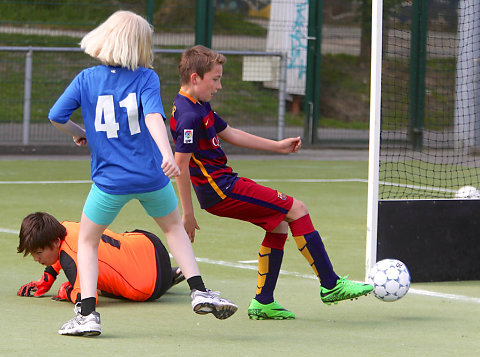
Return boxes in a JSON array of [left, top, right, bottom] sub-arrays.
[[50, 221, 171, 303]]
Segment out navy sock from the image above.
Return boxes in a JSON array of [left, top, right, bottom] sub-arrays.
[[255, 246, 284, 304], [290, 215, 339, 289], [254, 232, 287, 305]]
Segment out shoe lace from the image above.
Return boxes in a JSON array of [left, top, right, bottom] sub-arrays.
[[205, 289, 221, 297], [73, 302, 81, 315]]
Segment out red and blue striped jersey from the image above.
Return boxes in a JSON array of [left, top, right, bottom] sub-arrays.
[[170, 91, 239, 209]]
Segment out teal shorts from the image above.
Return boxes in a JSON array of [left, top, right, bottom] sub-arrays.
[[83, 183, 178, 226]]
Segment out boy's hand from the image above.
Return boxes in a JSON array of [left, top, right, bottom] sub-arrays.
[[161, 156, 181, 178], [278, 136, 302, 153], [182, 214, 200, 242], [73, 135, 87, 146], [17, 271, 56, 297], [52, 282, 73, 302]]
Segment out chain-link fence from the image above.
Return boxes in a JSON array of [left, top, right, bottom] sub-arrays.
[[0, 46, 290, 146], [0, 0, 379, 149]]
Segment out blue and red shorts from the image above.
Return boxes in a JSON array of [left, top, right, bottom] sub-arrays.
[[205, 177, 294, 231]]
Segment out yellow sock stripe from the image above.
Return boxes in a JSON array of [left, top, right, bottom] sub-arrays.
[[256, 246, 271, 294], [191, 153, 226, 199], [293, 235, 320, 278]]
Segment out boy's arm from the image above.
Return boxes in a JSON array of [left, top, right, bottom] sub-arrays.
[[174, 151, 200, 242], [49, 120, 87, 146], [218, 125, 301, 154], [145, 113, 180, 178]]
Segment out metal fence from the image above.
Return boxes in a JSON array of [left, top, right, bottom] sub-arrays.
[[0, 0, 374, 148], [0, 46, 291, 145]]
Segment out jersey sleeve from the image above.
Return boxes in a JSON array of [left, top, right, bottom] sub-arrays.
[[173, 111, 202, 154], [140, 70, 166, 119], [213, 110, 228, 133], [48, 72, 82, 123]]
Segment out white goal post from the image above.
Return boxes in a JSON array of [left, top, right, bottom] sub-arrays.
[[365, 0, 383, 281]]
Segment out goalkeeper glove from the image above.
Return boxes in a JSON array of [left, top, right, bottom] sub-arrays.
[[51, 282, 73, 302], [17, 271, 56, 297]]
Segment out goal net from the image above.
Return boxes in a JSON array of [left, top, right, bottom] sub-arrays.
[[366, 0, 480, 282]]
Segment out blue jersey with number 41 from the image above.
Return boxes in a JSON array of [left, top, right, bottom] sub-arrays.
[[49, 65, 169, 195]]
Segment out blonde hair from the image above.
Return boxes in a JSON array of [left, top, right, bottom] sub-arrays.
[[178, 45, 226, 85], [80, 10, 153, 71]]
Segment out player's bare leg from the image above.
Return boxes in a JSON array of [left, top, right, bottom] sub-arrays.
[[59, 213, 104, 336], [153, 209, 237, 319]]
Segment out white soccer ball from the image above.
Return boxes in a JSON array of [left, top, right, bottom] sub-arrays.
[[455, 185, 480, 199], [368, 259, 411, 302]]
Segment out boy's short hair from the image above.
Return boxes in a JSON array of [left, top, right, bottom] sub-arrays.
[[178, 45, 226, 85], [80, 10, 153, 71], [17, 212, 67, 257]]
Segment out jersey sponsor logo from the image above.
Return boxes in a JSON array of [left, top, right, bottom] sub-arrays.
[[184, 129, 193, 144], [277, 191, 287, 200], [212, 136, 220, 147]]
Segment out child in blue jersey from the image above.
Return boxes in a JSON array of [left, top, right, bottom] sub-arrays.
[[48, 12, 237, 337], [170, 45, 373, 320]]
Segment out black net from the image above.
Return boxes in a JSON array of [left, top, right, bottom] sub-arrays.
[[379, 0, 480, 200]]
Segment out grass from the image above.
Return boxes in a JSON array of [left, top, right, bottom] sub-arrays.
[[0, 0, 143, 29], [0, 156, 479, 356]]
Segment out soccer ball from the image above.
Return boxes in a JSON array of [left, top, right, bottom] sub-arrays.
[[368, 259, 411, 302], [455, 185, 480, 199]]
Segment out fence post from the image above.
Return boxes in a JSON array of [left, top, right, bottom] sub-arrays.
[[195, 0, 213, 48], [23, 47, 33, 146], [146, 0, 154, 25], [304, 0, 323, 144], [277, 53, 288, 140]]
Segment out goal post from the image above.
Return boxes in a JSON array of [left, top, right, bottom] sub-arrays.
[[366, 0, 480, 283], [365, 0, 383, 281]]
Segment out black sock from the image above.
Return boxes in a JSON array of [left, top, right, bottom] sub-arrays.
[[80, 297, 96, 316], [187, 275, 206, 292]]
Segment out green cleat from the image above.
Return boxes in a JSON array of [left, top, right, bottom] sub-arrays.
[[247, 299, 295, 320], [320, 275, 373, 305]]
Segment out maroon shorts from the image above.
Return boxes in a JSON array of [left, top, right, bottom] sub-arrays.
[[205, 177, 294, 231]]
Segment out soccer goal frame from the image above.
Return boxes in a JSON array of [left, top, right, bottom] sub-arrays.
[[365, 0, 383, 282], [365, 0, 480, 283]]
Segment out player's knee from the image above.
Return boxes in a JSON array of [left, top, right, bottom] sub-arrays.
[[288, 199, 309, 219]]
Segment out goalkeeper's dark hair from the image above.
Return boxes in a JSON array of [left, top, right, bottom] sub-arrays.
[[17, 212, 67, 256]]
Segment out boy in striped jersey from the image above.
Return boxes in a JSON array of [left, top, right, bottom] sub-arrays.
[[170, 45, 373, 320]]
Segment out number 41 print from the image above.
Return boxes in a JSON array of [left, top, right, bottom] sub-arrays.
[[95, 93, 140, 138]]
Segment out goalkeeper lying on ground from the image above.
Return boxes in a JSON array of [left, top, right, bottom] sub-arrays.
[[16, 212, 184, 303]]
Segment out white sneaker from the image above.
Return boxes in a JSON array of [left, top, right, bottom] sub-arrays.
[[58, 303, 101, 336], [190, 289, 238, 320]]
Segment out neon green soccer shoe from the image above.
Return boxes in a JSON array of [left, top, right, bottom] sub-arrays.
[[247, 299, 295, 320], [320, 275, 373, 305]]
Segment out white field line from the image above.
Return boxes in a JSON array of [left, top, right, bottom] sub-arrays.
[[0, 178, 460, 195], [3, 228, 474, 304], [0, 178, 365, 185], [194, 256, 480, 304], [0, 228, 19, 234], [0, 180, 91, 184]]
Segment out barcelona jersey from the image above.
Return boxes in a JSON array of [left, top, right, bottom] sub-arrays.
[[170, 91, 239, 209]]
